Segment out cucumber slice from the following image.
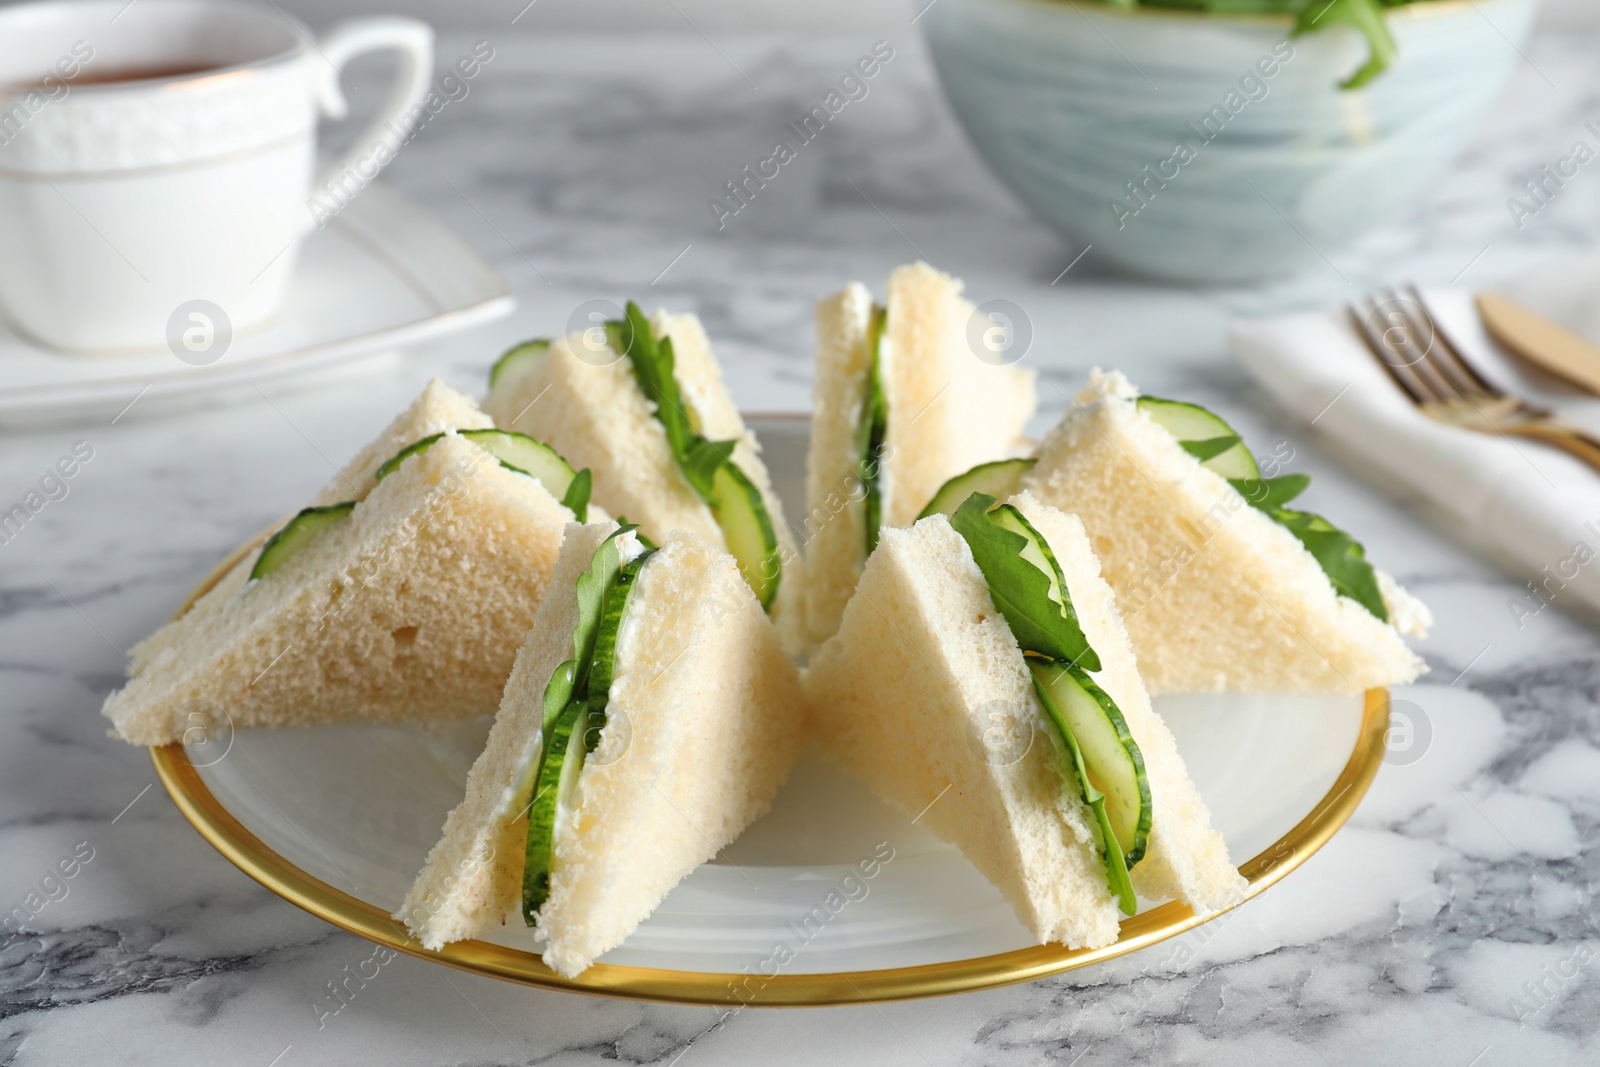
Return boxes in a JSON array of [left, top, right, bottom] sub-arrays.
[[489, 338, 549, 389], [373, 430, 586, 518], [708, 461, 781, 610], [1028, 660, 1144, 915], [988, 503, 1067, 615], [858, 303, 889, 556], [1137, 394, 1389, 623], [1028, 660, 1150, 865], [520, 534, 653, 921], [460, 429, 579, 501], [583, 553, 649, 746], [920, 458, 1039, 521], [521, 694, 585, 920], [1136, 396, 1259, 480], [249, 502, 355, 581]]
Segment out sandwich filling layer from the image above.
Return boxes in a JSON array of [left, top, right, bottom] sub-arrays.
[[605, 302, 782, 611], [949, 492, 1150, 914], [517, 525, 652, 922]]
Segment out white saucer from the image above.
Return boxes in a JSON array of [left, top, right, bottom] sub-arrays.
[[0, 182, 513, 429]]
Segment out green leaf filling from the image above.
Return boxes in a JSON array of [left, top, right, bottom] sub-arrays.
[[1292, 0, 1398, 90], [1109, 0, 1406, 89], [858, 303, 890, 557], [604, 302, 781, 609], [561, 469, 592, 524], [1265, 507, 1389, 621], [520, 526, 651, 922], [1143, 395, 1389, 623], [949, 493, 1148, 915], [1228, 473, 1310, 511], [1180, 435, 1244, 465], [949, 495, 1100, 672]]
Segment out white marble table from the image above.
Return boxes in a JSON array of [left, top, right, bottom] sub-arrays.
[[3, 27, 1599, 1067]]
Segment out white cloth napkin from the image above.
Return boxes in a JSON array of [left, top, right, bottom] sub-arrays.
[[1230, 251, 1600, 626]]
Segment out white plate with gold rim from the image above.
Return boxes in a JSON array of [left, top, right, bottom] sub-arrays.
[[151, 415, 1387, 1005]]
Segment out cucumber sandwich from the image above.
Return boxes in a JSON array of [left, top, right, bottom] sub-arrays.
[[806, 490, 1243, 948], [799, 262, 1037, 653], [397, 521, 805, 976], [925, 369, 1430, 693], [483, 304, 801, 650], [102, 381, 596, 745]]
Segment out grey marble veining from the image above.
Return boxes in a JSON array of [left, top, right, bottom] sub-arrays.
[[2, 25, 1599, 1067]]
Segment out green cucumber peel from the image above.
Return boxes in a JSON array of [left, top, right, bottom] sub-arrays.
[[520, 525, 644, 922], [919, 458, 1038, 521], [1140, 395, 1388, 623], [604, 301, 781, 609], [489, 338, 550, 389], [373, 429, 587, 519], [858, 303, 889, 556], [949, 494, 1100, 672], [250, 502, 355, 581], [583, 553, 650, 751], [1028, 662, 1139, 916], [952, 493, 1155, 915]]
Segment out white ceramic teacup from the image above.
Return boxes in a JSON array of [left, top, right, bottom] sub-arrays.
[[0, 0, 433, 353]]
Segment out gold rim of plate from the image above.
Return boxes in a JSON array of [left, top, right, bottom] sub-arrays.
[[148, 467, 1391, 1007]]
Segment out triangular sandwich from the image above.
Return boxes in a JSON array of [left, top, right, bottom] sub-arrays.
[[922, 369, 1430, 693], [483, 305, 801, 650], [806, 490, 1244, 949], [397, 521, 805, 977], [103, 381, 595, 744], [799, 261, 1036, 652]]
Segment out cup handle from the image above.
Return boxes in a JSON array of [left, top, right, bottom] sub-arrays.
[[302, 17, 435, 234]]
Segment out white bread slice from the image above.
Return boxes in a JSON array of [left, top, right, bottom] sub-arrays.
[[805, 493, 1243, 949], [103, 431, 584, 745], [798, 263, 1038, 653], [1018, 370, 1429, 694], [396, 523, 806, 976], [483, 311, 803, 651], [309, 378, 493, 507]]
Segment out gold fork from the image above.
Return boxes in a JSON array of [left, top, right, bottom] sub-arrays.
[[1348, 284, 1600, 475]]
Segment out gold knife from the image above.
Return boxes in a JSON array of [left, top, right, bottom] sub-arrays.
[[1476, 291, 1600, 397]]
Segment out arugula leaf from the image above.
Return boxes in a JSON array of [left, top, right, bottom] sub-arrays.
[[1118, 0, 1408, 89], [1267, 507, 1389, 621], [1146, 392, 1390, 623], [950, 494, 1100, 671], [606, 305, 697, 460], [1181, 435, 1243, 465], [1293, 0, 1397, 89], [560, 468, 592, 524], [858, 303, 890, 556], [604, 301, 782, 610], [1229, 472, 1310, 510], [682, 437, 741, 500]]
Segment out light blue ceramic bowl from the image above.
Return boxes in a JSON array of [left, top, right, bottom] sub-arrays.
[[923, 0, 1536, 283]]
